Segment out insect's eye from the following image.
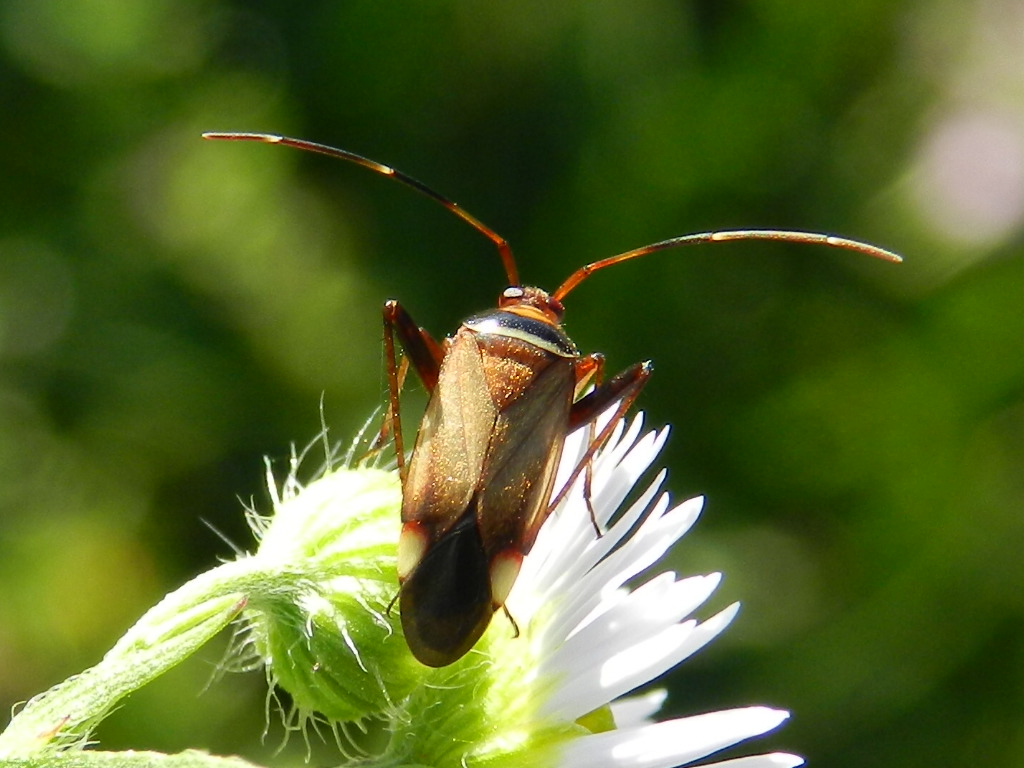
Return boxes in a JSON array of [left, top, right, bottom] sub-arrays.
[[500, 286, 525, 306]]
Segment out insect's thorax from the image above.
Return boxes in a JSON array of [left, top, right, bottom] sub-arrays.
[[463, 305, 578, 359]]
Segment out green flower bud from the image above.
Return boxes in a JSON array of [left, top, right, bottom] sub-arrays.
[[242, 467, 421, 722]]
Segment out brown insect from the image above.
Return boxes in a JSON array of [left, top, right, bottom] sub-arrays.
[[203, 132, 901, 666]]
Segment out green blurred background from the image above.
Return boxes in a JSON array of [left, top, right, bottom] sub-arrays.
[[2, 1, 1022, 766]]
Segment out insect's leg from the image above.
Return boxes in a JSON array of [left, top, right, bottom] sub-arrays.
[[369, 353, 409, 456], [572, 352, 605, 399], [571, 354, 606, 534], [501, 605, 521, 638], [549, 360, 654, 525], [379, 299, 445, 479]]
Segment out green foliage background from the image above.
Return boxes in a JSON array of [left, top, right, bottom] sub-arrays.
[[2, 1, 1022, 766]]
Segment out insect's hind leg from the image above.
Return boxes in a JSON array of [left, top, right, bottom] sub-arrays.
[[371, 300, 445, 478]]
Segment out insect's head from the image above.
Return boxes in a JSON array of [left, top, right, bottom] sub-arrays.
[[498, 285, 566, 324]]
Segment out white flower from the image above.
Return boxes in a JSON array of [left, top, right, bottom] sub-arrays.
[[489, 411, 803, 768]]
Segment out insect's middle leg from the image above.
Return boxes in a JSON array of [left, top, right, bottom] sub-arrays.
[[548, 359, 654, 525], [568, 354, 605, 533]]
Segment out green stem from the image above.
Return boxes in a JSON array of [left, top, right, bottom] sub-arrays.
[[0, 558, 272, 758], [0, 748, 265, 768]]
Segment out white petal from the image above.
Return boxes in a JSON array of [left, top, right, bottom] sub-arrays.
[[527, 472, 667, 613], [553, 413, 650, 507], [552, 572, 722, 679], [573, 571, 722, 646], [559, 707, 791, 768], [610, 689, 668, 727], [526, 436, 647, 580], [694, 754, 805, 768], [589, 427, 670, 527], [544, 603, 739, 720], [535, 490, 675, 645], [542, 568, 717, 687], [563, 495, 704, 629]]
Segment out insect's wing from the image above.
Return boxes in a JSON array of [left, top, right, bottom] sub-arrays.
[[401, 331, 496, 533], [475, 342, 575, 557], [398, 506, 492, 667]]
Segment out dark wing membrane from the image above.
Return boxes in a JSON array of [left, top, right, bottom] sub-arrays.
[[401, 329, 496, 535], [475, 353, 575, 557], [398, 507, 493, 667]]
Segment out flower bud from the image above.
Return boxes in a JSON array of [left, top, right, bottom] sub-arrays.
[[242, 467, 421, 722]]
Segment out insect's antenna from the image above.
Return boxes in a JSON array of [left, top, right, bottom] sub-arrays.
[[202, 132, 520, 286], [553, 229, 902, 302]]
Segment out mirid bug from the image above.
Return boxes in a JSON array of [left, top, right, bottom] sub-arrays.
[[203, 132, 901, 667]]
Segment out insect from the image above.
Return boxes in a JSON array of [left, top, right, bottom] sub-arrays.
[[203, 132, 901, 666]]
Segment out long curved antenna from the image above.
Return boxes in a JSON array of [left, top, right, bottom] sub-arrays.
[[553, 229, 902, 302], [202, 132, 519, 286]]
